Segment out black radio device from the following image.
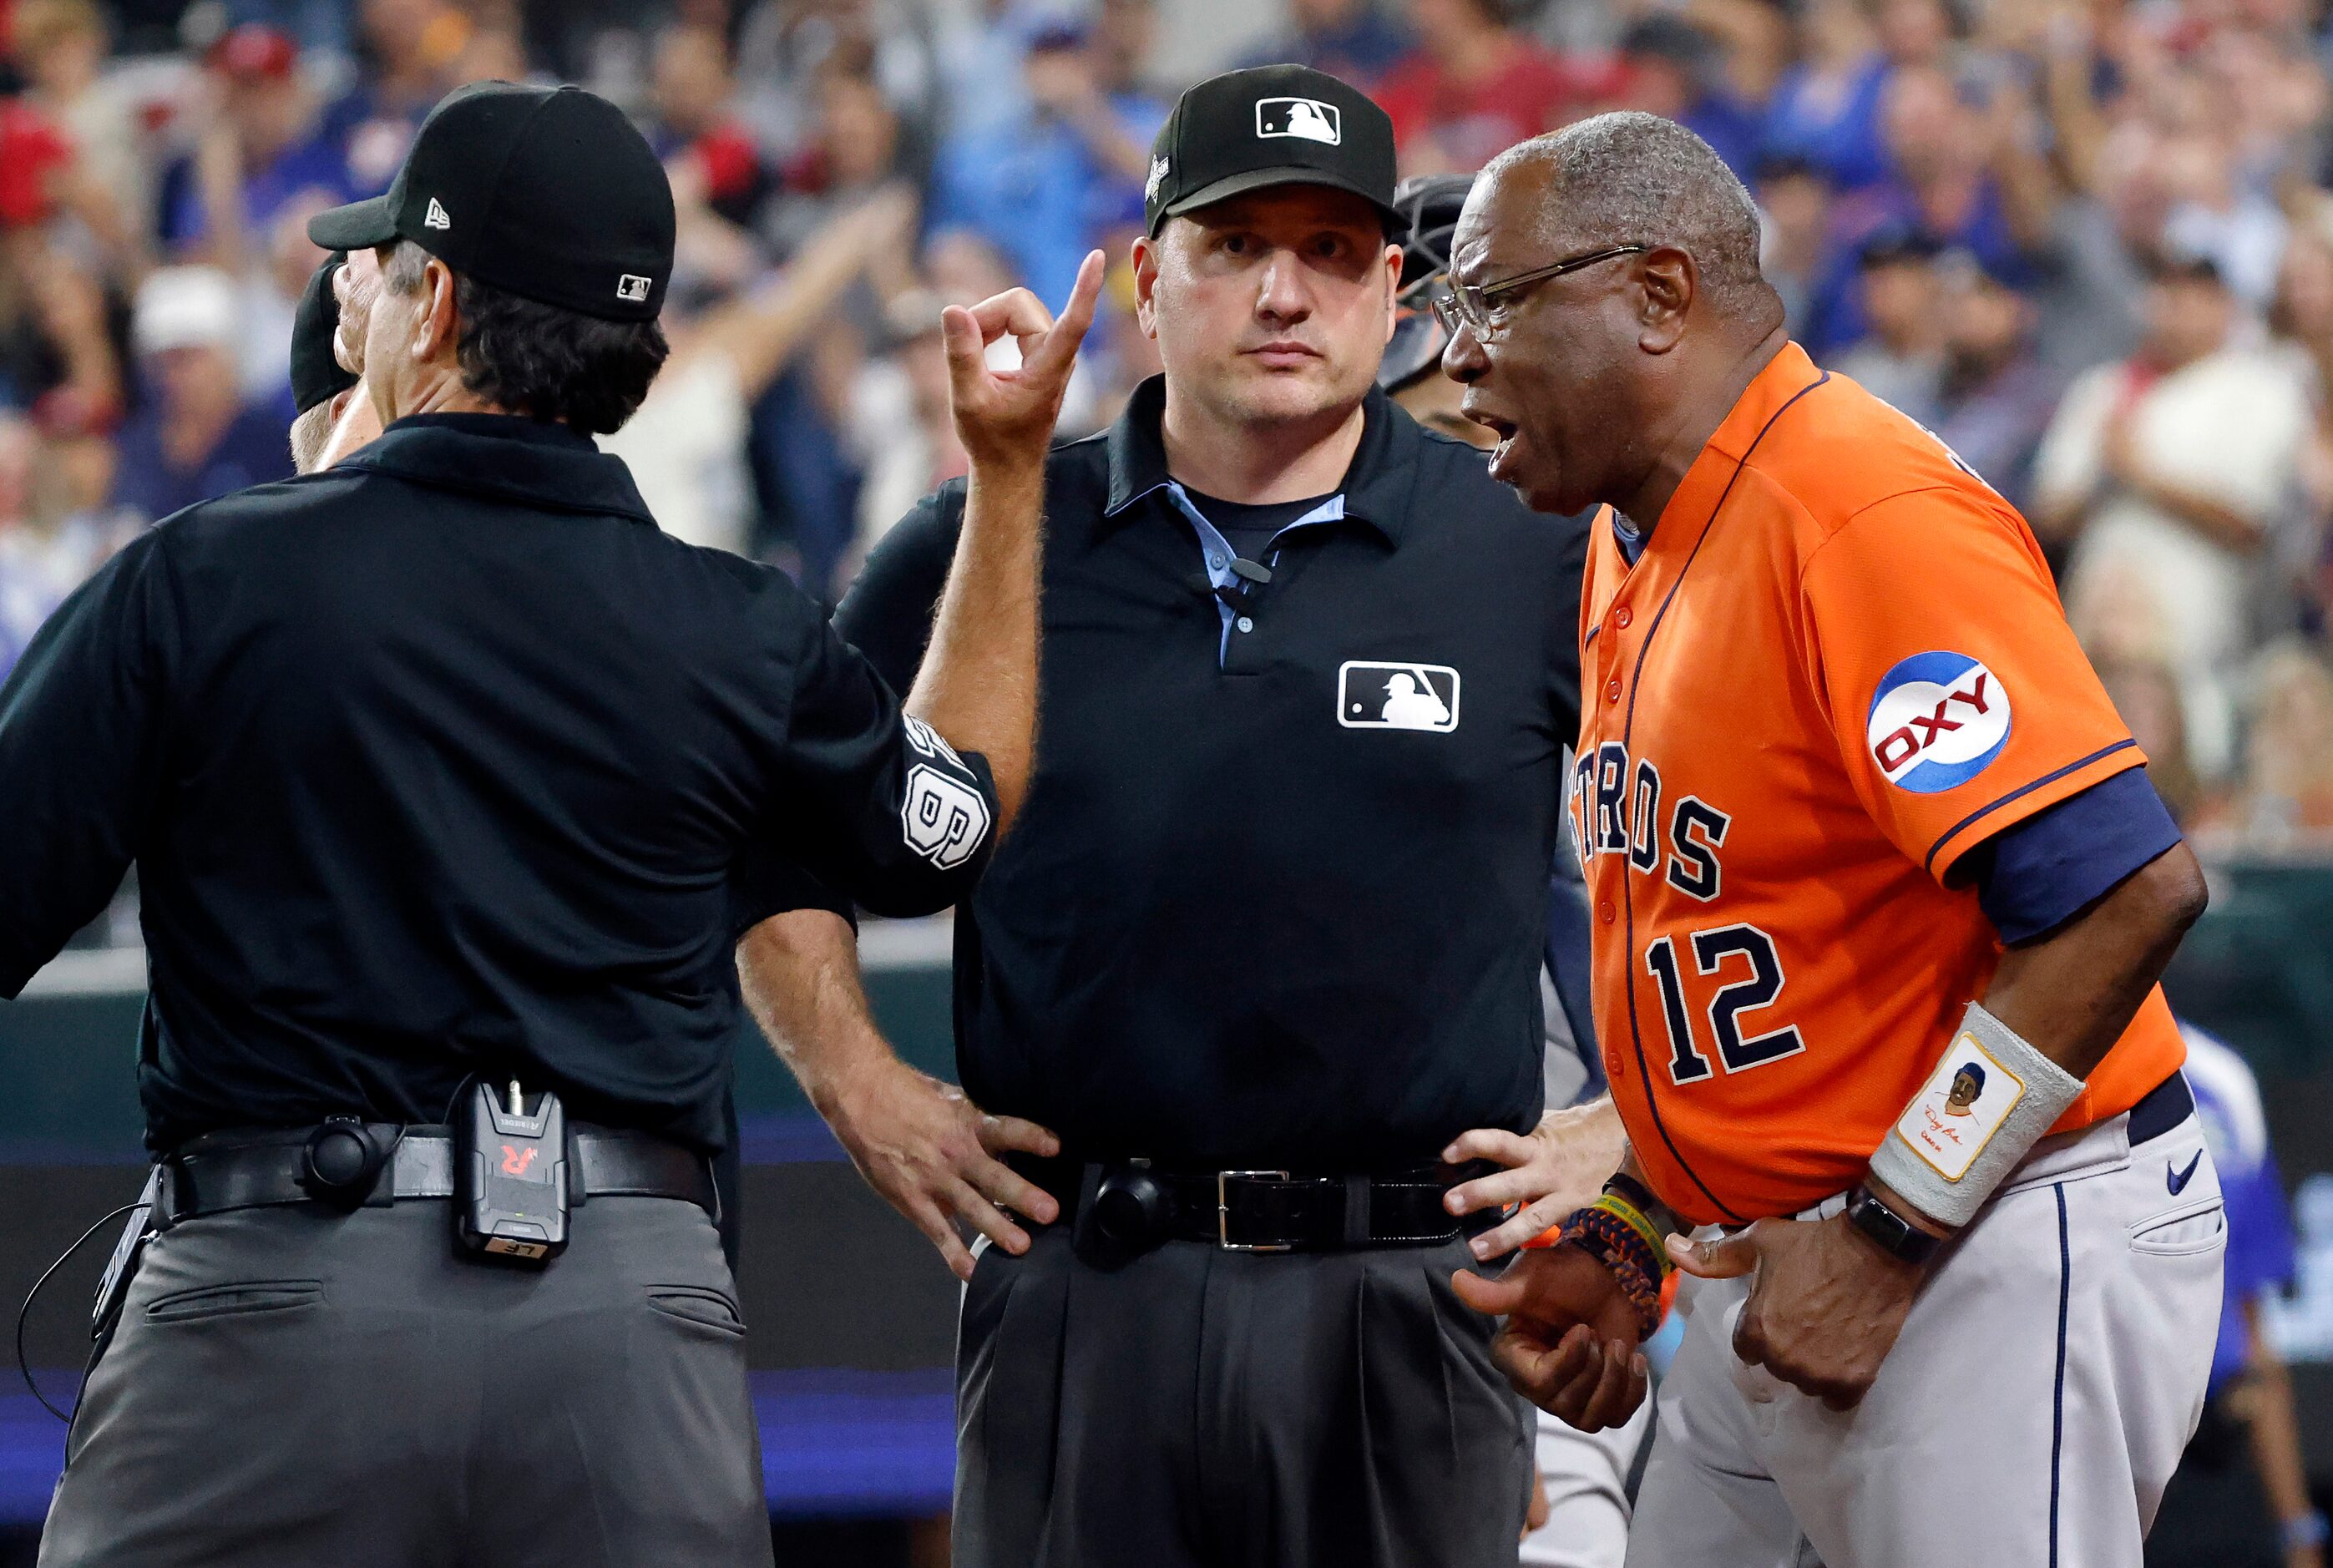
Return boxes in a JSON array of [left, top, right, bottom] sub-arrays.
[[458, 1080, 569, 1263]]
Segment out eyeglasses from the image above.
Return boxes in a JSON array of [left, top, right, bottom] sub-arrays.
[[1430, 245, 1649, 342]]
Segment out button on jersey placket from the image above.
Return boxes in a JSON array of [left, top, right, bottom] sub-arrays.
[[1161, 483, 1347, 675]]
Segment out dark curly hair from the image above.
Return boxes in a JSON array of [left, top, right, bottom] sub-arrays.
[[382, 240, 670, 434]]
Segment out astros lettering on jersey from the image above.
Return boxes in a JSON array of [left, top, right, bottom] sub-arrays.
[[1570, 342, 2184, 1226]]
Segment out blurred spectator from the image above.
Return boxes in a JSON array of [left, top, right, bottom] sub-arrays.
[[1237, 0, 1411, 87], [2034, 253, 2313, 780], [2158, 124, 2290, 312], [1093, 0, 1166, 104], [160, 25, 369, 266], [1754, 154, 1831, 341], [0, 405, 134, 681], [846, 287, 963, 574], [649, 23, 771, 230], [2094, 652, 2207, 827], [1600, 16, 1766, 179], [0, 98, 75, 239], [355, 0, 473, 119], [2028, 120, 2160, 383], [767, 58, 914, 258], [0, 238, 122, 430], [1931, 254, 2057, 512], [736, 0, 942, 162], [928, 22, 1164, 310], [230, 187, 335, 414], [1816, 65, 2052, 354], [1829, 225, 1943, 423], [112, 266, 292, 526], [8, 0, 149, 265], [1374, 0, 1574, 174], [2269, 212, 2333, 635], [2227, 640, 2333, 842], [609, 185, 919, 559], [1757, 0, 1890, 192], [1880, 66, 2049, 276]]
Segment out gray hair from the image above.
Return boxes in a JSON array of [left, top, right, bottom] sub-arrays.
[[288, 398, 337, 474], [1486, 112, 1774, 320]]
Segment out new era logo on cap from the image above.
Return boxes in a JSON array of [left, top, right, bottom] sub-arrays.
[[307, 83, 673, 323], [1257, 97, 1341, 145]]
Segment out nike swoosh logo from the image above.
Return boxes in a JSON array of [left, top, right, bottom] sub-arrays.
[[2168, 1151, 2203, 1195]]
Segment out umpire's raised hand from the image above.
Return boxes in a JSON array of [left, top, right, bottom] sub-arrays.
[[939, 248, 1106, 467], [905, 248, 1105, 833]]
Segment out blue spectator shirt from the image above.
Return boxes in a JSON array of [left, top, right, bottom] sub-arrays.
[[160, 92, 377, 255], [111, 402, 296, 526], [1680, 93, 1765, 183], [2184, 1025, 2300, 1393], [929, 94, 1169, 310], [1759, 57, 1892, 191]]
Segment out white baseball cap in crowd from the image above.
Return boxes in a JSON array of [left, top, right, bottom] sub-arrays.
[[132, 266, 241, 357]]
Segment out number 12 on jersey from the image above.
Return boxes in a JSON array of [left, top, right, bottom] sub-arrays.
[[1644, 924, 1807, 1085]]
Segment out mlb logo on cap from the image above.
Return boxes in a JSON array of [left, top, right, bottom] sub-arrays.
[[1144, 64, 1397, 238], [616, 275, 651, 303], [1258, 97, 1341, 145]]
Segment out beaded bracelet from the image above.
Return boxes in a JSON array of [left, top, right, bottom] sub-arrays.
[[1559, 1202, 1667, 1340]]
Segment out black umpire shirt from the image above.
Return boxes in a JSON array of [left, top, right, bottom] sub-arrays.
[[0, 412, 996, 1155], [836, 377, 1589, 1171]]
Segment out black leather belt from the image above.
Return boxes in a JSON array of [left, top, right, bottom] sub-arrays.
[[159, 1123, 717, 1227], [1013, 1155, 1479, 1252]]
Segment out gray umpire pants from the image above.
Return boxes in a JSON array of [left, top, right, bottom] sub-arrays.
[[954, 1225, 1534, 1568], [39, 1193, 772, 1568]]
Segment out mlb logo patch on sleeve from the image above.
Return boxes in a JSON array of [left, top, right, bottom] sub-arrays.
[[1865, 650, 2012, 793], [1338, 662, 1459, 732], [1256, 97, 1342, 145]]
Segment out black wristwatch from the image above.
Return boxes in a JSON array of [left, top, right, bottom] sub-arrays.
[[1845, 1184, 1944, 1267]]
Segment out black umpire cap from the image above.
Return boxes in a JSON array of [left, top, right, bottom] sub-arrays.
[[308, 81, 675, 322], [1144, 64, 1399, 238], [290, 253, 359, 416]]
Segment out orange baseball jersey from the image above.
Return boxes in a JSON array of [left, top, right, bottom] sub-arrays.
[[1570, 343, 2184, 1226]]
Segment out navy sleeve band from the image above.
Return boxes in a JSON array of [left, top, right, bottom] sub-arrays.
[[1968, 767, 2182, 946]]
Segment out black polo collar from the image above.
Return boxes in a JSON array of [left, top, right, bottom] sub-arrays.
[[344, 412, 655, 524], [1101, 375, 1416, 545]]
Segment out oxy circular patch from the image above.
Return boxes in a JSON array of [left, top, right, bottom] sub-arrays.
[[1865, 651, 2012, 794]]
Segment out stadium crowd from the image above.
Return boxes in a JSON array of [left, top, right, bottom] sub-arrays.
[[3, 0, 2332, 848]]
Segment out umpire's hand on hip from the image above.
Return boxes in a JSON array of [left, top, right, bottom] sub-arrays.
[[1441, 1096, 1627, 1261], [827, 1052, 1064, 1282], [1668, 1215, 1926, 1410]]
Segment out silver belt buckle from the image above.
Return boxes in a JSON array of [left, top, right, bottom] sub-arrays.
[[1217, 1170, 1293, 1252]]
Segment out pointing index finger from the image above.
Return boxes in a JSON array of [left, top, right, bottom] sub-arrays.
[[1026, 250, 1106, 377]]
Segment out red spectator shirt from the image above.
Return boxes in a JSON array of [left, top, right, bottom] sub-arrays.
[[1374, 45, 1573, 169]]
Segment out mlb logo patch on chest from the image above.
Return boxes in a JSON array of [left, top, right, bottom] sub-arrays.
[[1338, 661, 1460, 732], [1865, 651, 2012, 793]]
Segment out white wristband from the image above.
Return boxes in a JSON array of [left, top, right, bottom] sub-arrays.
[[1865, 1001, 2082, 1230]]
